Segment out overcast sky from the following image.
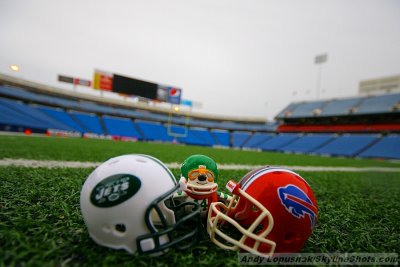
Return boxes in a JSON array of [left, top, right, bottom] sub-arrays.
[[1, 0, 399, 120]]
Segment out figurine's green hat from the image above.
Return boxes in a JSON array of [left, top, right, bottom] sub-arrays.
[[180, 154, 218, 180]]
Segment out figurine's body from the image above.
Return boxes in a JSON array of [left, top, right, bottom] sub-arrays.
[[174, 154, 232, 216]]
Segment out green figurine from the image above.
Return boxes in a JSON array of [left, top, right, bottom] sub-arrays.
[[175, 154, 232, 216]]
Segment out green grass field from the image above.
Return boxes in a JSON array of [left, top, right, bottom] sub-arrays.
[[0, 135, 399, 266]]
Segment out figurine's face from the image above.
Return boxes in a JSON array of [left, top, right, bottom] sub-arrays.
[[187, 165, 215, 186]]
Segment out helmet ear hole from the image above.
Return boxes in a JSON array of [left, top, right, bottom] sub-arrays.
[[283, 232, 295, 244], [115, 224, 126, 233]]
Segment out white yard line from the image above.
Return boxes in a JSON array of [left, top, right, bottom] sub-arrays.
[[0, 158, 399, 172]]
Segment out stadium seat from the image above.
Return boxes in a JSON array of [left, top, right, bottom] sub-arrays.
[[0, 98, 75, 132], [242, 133, 274, 149], [102, 116, 141, 139], [259, 133, 300, 151], [135, 121, 173, 142], [281, 100, 328, 118], [313, 134, 380, 157], [192, 128, 217, 146], [211, 130, 230, 146], [320, 98, 362, 116], [358, 134, 400, 159], [176, 128, 213, 146], [70, 111, 104, 135], [37, 106, 85, 132], [279, 133, 335, 153], [0, 101, 49, 131], [232, 131, 252, 148], [355, 93, 400, 115]]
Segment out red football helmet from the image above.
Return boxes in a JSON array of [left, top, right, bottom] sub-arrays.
[[207, 167, 318, 257]]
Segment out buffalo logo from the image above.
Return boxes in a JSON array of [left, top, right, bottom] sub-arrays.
[[277, 184, 317, 229]]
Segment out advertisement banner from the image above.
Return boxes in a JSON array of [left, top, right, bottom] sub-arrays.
[[93, 70, 113, 91]]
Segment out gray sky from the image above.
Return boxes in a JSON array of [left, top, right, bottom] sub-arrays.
[[1, 0, 399, 120]]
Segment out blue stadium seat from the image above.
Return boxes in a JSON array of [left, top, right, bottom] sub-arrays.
[[358, 135, 400, 159], [243, 133, 274, 149], [355, 93, 400, 115], [0, 86, 42, 102], [0, 102, 48, 130], [70, 112, 104, 135], [284, 101, 327, 118], [0, 98, 74, 131], [135, 121, 173, 142], [176, 128, 213, 146], [320, 98, 362, 116], [275, 102, 303, 119], [313, 134, 380, 157], [279, 134, 335, 153], [38, 106, 85, 132], [103, 116, 141, 139], [211, 130, 230, 146], [232, 132, 252, 148], [259, 133, 300, 151], [191, 128, 216, 146]]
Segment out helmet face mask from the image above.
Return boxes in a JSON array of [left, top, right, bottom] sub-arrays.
[[137, 183, 202, 254], [208, 184, 276, 257], [80, 154, 202, 255], [207, 167, 318, 257]]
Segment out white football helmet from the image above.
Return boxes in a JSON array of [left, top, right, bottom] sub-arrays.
[[80, 154, 201, 255]]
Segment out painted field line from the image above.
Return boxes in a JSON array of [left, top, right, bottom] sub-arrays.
[[0, 158, 399, 172]]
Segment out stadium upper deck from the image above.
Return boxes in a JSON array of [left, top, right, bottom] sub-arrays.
[[1, 73, 399, 159]]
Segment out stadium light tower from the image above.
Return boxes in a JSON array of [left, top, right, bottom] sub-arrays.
[[314, 53, 328, 99]]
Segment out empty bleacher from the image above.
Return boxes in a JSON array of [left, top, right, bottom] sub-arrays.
[[279, 133, 335, 153], [243, 133, 273, 149], [192, 128, 217, 146], [281, 100, 327, 118], [70, 111, 104, 135], [102, 116, 141, 139], [37, 106, 85, 132], [211, 130, 230, 147], [176, 128, 214, 146], [313, 134, 380, 157], [135, 121, 173, 142], [231, 131, 252, 148], [355, 93, 400, 115], [1, 80, 400, 159], [358, 134, 400, 159], [259, 133, 300, 151], [0, 100, 49, 131], [319, 98, 362, 116], [0, 98, 74, 132]]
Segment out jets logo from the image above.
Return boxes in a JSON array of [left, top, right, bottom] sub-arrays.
[[277, 184, 317, 229], [90, 174, 141, 207]]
